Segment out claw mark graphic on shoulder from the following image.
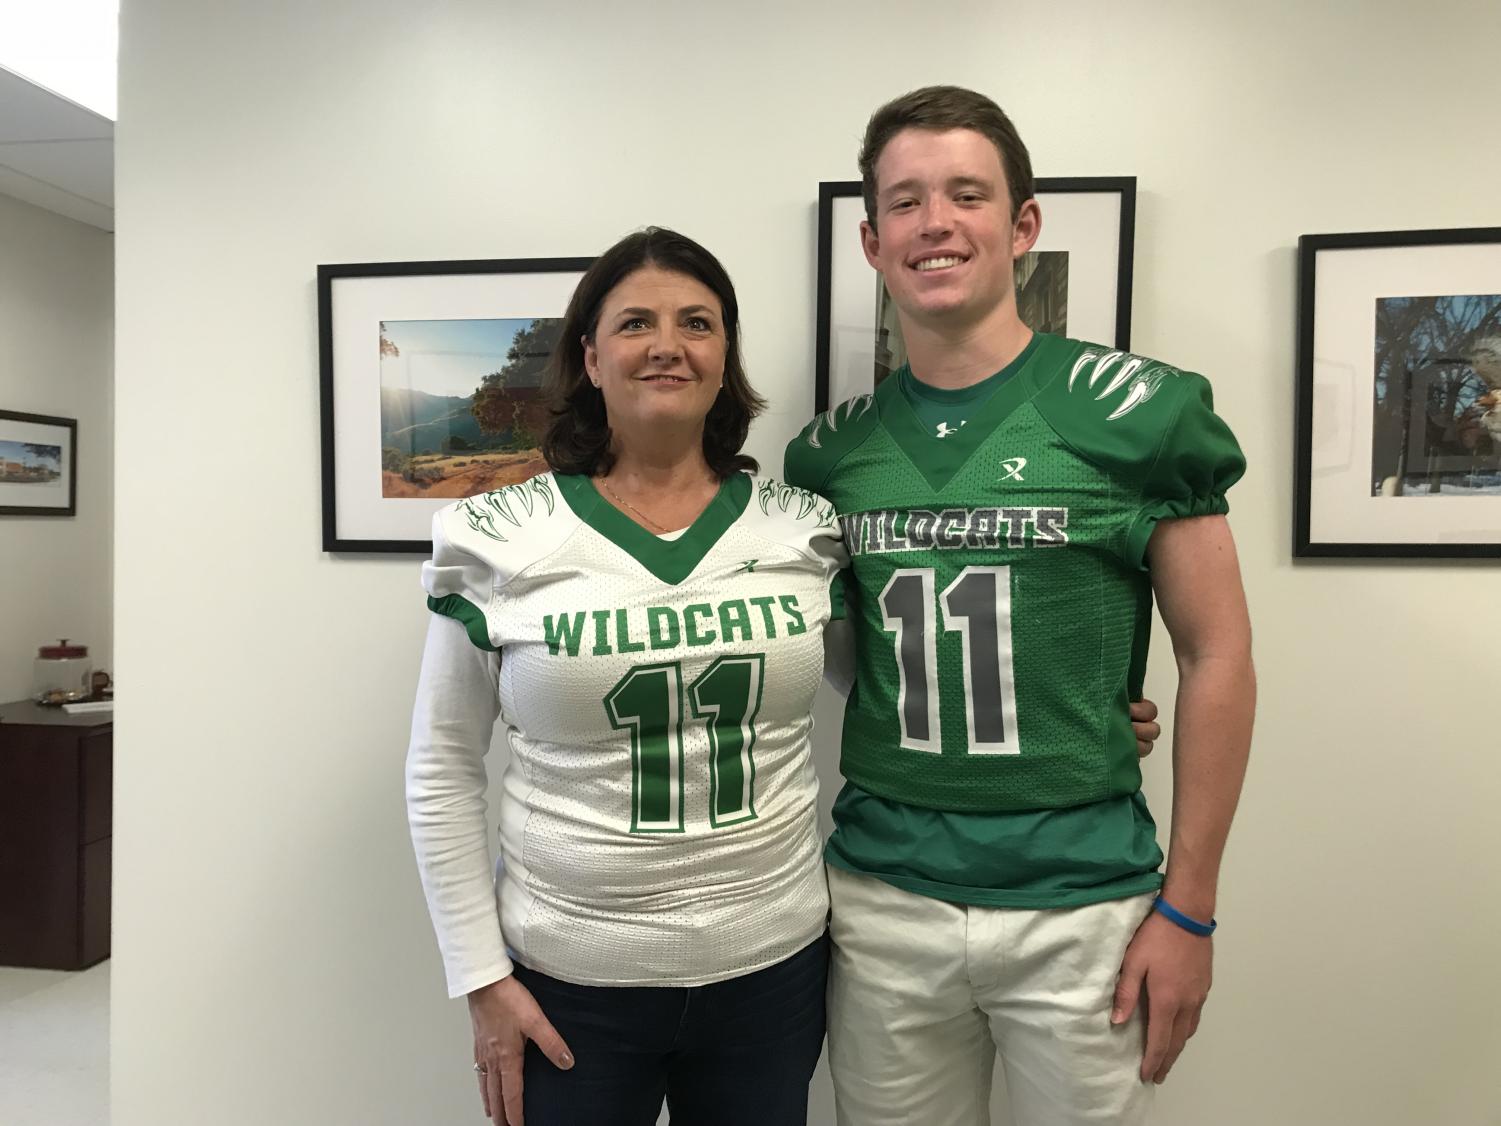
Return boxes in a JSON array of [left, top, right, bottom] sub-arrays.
[[840, 506, 1068, 555], [1068, 350, 1179, 420], [804, 394, 874, 449], [756, 478, 837, 528], [460, 477, 557, 542]]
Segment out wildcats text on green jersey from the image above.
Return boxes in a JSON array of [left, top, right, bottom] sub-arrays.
[[840, 507, 1069, 556], [543, 595, 809, 658]]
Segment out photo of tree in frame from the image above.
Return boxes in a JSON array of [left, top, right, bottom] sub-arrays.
[[1294, 226, 1501, 558], [378, 317, 560, 498], [319, 256, 590, 552], [1371, 295, 1501, 497]]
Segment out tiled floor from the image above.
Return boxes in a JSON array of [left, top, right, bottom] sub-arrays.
[[0, 961, 109, 1125]]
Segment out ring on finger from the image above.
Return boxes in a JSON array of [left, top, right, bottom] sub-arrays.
[[473, 1062, 487, 1074]]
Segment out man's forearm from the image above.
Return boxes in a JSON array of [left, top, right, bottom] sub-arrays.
[[1159, 652, 1255, 921]]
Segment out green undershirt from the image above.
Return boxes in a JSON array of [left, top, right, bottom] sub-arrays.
[[893, 332, 1039, 436], [825, 336, 1165, 909]]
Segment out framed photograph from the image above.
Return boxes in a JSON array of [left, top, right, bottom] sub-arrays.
[[319, 257, 592, 552], [1295, 228, 1501, 558], [815, 177, 1135, 412], [0, 410, 77, 517]]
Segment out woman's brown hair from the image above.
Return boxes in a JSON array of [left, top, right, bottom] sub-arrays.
[[542, 227, 766, 479]]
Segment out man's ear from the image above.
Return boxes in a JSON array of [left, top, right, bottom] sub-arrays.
[[1011, 198, 1042, 259], [860, 219, 882, 272]]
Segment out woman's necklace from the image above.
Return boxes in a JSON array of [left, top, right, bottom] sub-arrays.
[[598, 476, 671, 533]]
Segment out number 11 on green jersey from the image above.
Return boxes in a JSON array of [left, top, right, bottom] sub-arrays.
[[880, 565, 1020, 756]]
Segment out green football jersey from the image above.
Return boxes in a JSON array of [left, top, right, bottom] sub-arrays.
[[785, 333, 1244, 814]]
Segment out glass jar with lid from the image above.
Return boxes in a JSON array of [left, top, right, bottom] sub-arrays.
[[33, 640, 92, 706]]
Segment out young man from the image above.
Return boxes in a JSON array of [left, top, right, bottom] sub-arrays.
[[785, 86, 1255, 1126]]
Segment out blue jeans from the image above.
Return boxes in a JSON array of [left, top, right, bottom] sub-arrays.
[[513, 934, 829, 1126]]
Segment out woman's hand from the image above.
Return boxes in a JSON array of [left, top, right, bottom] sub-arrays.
[[468, 975, 574, 1126], [1131, 698, 1162, 758]]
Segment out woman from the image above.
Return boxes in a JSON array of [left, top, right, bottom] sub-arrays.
[[408, 227, 844, 1126], [406, 227, 1162, 1126]]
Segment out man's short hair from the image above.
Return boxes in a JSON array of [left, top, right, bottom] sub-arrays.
[[859, 86, 1035, 229]]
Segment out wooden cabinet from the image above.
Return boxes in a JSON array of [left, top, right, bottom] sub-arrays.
[[0, 699, 112, 969]]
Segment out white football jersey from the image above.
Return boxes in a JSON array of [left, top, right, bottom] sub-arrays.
[[422, 471, 845, 986]]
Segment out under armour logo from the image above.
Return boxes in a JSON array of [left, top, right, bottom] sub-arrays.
[[737, 559, 758, 573], [935, 420, 967, 439], [997, 457, 1027, 482]]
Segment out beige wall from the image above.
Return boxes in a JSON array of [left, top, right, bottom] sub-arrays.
[[0, 191, 113, 703], [113, 1, 1501, 1123]]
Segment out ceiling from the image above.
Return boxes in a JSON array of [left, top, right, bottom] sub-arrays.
[[0, 64, 113, 231]]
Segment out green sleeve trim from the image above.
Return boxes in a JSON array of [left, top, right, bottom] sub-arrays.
[[427, 593, 497, 651]]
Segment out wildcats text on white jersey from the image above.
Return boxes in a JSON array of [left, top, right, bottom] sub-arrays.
[[542, 594, 810, 657]]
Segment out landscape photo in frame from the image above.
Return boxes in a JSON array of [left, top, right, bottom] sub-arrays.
[[319, 257, 591, 552], [0, 410, 77, 517]]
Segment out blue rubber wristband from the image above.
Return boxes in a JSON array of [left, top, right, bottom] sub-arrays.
[[1152, 896, 1217, 936]]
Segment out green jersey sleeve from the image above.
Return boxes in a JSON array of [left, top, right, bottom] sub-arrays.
[[1031, 345, 1245, 572], [1124, 372, 1246, 569]]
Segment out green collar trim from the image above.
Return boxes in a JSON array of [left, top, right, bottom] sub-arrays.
[[556, 472, 751, 585], [882, 333, 1060, 492]]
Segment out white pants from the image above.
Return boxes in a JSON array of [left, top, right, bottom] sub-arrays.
[[827, 864, 1156, 1126]]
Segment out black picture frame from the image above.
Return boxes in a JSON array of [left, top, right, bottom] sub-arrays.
[[1294, 227, 1501, 559], [815, 177, 1136, 413], [318, 257, 592, 553], [0, 409, 78, 517]]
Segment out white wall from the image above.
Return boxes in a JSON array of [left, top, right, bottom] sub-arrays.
[[113, 1, 1501, 1123], [0, 191, 113, 702]]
